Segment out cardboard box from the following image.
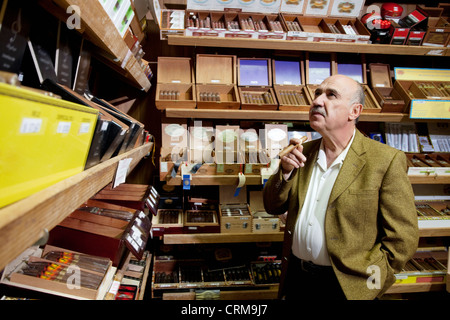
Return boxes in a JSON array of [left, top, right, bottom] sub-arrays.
[[195, 54, 240, 109], [155, 57, 196, 109], [237, 58, 278, 110], [272, 57, 311, 111], [369, 63, 406, 113], [0, 83, 98, 208], [250, 191, 280, 233], [219, 185, 252, 233]]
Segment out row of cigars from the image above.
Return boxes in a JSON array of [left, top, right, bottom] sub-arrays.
[[155, 53, 450, 114]]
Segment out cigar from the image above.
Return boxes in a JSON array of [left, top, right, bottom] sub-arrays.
[[278, 136, 308, 158]]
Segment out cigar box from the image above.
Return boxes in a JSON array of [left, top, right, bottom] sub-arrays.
[[215, 125, 245, 175], [240, 128, 269, 175], [224, 265, 253, 286], [252, 14, 286, 40], [369, 63, 406, 113], [155, 57, 196, 109], [335, 54, 382, 113], [399, 6, 428, 29], [219, 185, 252, 233], [394, 250, 448, 285], [160, 123, 189, 180], [250, 191, 280, 233], [0, 82, 98, 208], [158, 9, 185, 40], [151, 209, 184, 236], [195, 54, 240, 109], [393, 67, 450, 118], [251, 261, 282, 285], [189, 124, 215, 164], [92, 183, 152, 211], [265, 124, 289, 159], [415, 199, 450, 230], [222, 12, 258, 39], [41, 80, 129, 165], [406, 154, 438, 176], [185, 10, 213, 36], [305, 52, 334, 87], [152, 258, 179, 289], [423, 16, 450, 47], [48, 207, 151, 266], [1, 245, 115, 300], [406, 30, 426, 46], [237, 58, 278, 110], [183, 210, 220, 233], [272, 57, 311, 111]]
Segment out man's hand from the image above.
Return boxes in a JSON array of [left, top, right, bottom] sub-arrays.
[[280, 138, 307, 179]]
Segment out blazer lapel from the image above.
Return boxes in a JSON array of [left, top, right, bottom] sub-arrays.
[[328, 130, 366, 205]]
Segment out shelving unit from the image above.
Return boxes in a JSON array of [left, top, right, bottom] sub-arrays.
[[0, 142, 153, 272], [39, 0, 151, 91]]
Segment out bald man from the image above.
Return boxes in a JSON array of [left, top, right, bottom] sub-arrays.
[[263, 75, 418, 300]]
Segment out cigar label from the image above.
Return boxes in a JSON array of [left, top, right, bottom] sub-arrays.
[[278, 136, 308, 158]]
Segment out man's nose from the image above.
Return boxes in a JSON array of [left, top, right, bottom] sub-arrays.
[[312, 93, 325, 106]]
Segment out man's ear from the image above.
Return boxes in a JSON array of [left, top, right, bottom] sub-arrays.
[[349, 103, 363, 121]]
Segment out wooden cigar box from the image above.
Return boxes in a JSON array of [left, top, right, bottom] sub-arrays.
[[335, 53, 381, 113], [155, 57, 196, 109], [2, 245, 115, 300], [152, 258, 179, 289], [265, 124, 289, 159], [222, 12, 258, 39], [196, 54, 240, 109], [219, 185, 252, 233], [215, 125, 244, 174], [48, 208, 151, 266], [151, 209, 184, 236], [185, 10, 213, 36], [183, 210, 220, 233], [272, 56, 311, 111], [250, 191, 280, 233], [393, 67, 450, 118], [255, 14, 286, 40], [237, 58, 278, 110], [91, 183, 152, 211], [240, 128, 269, 175], [369, 63, 406, 113]]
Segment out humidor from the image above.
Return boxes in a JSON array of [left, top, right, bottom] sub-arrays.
[[369, 63, 406, 113], [195, 54, 240, 109], [272, 56, 311, 111], [155, 57, 196, 109], [1, 245, 115, 300], [237, 58, 278, 110]]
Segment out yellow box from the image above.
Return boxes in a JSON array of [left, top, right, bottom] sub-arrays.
[[0, 83, 98, 207]]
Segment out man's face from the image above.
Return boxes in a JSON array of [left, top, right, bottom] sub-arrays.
[[309, 75, 359, 135]]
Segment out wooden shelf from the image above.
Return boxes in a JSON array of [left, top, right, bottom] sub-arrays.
[[408, 175, 450, 184], [41, 0, 151, 91], [168, 35, 450, 57], [164, 108, 419, 122], [163, 232, 284, 244], [0, 143, 153, 272], [386, 282, 446, 294]]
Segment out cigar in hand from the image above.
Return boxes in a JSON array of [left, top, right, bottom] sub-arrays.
[[278, 136, 308, 158]]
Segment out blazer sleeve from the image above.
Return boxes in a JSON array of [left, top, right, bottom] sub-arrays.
[[263, 166, 298, 216], [379, 150, 419, 274]]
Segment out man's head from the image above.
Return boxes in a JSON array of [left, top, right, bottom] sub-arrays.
[[309, 74, 364, 138]]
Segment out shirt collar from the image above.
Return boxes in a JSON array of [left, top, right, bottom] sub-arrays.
[[316, 129, 356, 171]]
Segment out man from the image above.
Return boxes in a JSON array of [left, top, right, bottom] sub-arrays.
[[263, 74, 418, 300]]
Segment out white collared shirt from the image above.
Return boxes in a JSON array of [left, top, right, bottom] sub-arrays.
[[292, 131, 355, 266]]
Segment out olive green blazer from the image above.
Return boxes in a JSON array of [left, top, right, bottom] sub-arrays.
[[263, 129, 419, 300]]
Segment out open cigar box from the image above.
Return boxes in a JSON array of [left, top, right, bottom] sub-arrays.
[[152, 258, 179, 289], [1, 245, 115, 300], [219, 185, 252, 233], [151, 193, 184, 236], [184, 197, 220, 233], [237, 58, 278, 110], [160, 123, 188, 181], [240, 128, 270, 175], [48, 204, 151, 266], [195, 54, 240, 109], [406, 153, 450, 176], [415, 199, 450, 230], [215, 125, 245, 175], [250, 191, 280, 233], [335, 53, 381, 113], [185, 10, 219, 37], [393, 67, 450, 118], [222, 12, 258, 39], [272, 56, 311, 111], [155, 57, 196, 110], [369, 63, 406, 113]]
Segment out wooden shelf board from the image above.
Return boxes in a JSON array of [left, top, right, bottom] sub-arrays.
[[0, 143, 153, 272], [168, 35, 449, 57], [163, 232, 284, 244], [386, 282, 446, 294], [419, 227, 450, 237], [166, 174, 262, 186], [164, 108, 414, 122], [408, 175, 450, 184]]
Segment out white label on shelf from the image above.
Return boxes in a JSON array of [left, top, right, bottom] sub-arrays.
[[20, 118, 42, 134], [56, 121, 71, 134], [101, 121, 109, 131], [79, 122, 91, 134]]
